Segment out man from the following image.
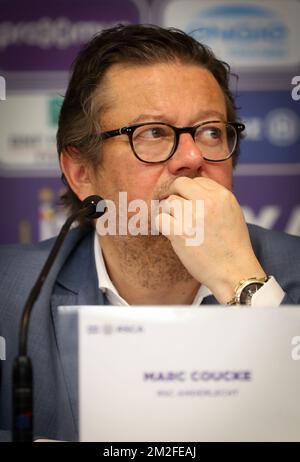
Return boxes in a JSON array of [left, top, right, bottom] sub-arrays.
[[1, 24, 300, 441]]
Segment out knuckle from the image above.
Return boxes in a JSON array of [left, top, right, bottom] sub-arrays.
[[219, 186, 232, 201]]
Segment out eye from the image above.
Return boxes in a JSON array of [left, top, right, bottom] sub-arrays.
[[196, 125, 224, 145], [146, 128, 163, 139], [203, 127, 222, 139], [134, 125, 171, 141]]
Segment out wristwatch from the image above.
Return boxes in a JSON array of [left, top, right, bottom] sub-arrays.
[[227, 276, 269, 306]]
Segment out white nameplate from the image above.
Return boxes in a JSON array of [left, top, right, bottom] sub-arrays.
[[76, 306, 300, 442]]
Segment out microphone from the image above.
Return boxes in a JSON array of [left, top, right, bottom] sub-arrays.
[[12, 195, 105, 442]]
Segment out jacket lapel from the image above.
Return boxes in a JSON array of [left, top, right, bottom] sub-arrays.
[[202, 294, 219, 305], [50, 228, 106, 437]]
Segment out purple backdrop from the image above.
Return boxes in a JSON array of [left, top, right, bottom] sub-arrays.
[[0, 0, 299, 244]]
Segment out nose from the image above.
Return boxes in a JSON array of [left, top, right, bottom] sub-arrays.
[[167, 132, 204, 176]]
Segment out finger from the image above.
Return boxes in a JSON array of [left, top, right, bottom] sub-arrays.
[[160, 195, 185, 218], [192, 177, 221, 190], [155, 212, 177, 240], [167, 176, 216, 200]]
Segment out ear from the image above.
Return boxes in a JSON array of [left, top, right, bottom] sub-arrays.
[[60, 148, 96, 201]]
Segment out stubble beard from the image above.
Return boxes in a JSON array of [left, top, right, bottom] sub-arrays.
[[108, 233, 194, 290]]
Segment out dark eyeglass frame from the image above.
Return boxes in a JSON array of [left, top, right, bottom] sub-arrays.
[[100, 120, 246, 164]]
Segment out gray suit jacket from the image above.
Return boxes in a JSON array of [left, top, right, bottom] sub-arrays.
[[0, 224, 300, 441]]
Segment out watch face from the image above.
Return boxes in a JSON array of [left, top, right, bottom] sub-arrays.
[[240, 282, 264, 305]]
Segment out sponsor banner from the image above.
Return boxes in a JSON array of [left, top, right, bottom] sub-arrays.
[[156, 0, 300, 69], [0, 177, 64, 245], [234, 175, 300, 237], [0, 91, 62, 173], [1, 89, 298, 174], [0, 0, 145, 71], [236, 90, 300, 166], [0, 175, 299, 245]]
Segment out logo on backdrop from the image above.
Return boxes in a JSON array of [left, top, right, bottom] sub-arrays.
[[244, 108, 300, 148], [264, 109, 299, 147], [0, 0, 140, 71], [237, 91, 300, 164], [162, 1, 300, 68], [87, 324, 144, 335]]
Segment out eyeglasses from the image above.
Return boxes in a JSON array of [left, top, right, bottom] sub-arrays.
[[100, 120, 245, 164]]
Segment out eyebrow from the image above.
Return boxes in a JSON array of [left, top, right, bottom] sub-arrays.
[[129, 110, 226, 125]]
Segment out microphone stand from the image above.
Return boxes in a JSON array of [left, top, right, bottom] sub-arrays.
[[12, 195, 104, 442]]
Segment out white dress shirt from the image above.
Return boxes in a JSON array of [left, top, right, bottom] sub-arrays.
[[94, 233, 285, 307]]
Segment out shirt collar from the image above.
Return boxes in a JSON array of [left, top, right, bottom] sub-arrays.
[[94, 232, 129, 306]]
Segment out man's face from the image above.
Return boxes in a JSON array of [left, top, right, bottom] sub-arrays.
[[90, 61, 232, 208]]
